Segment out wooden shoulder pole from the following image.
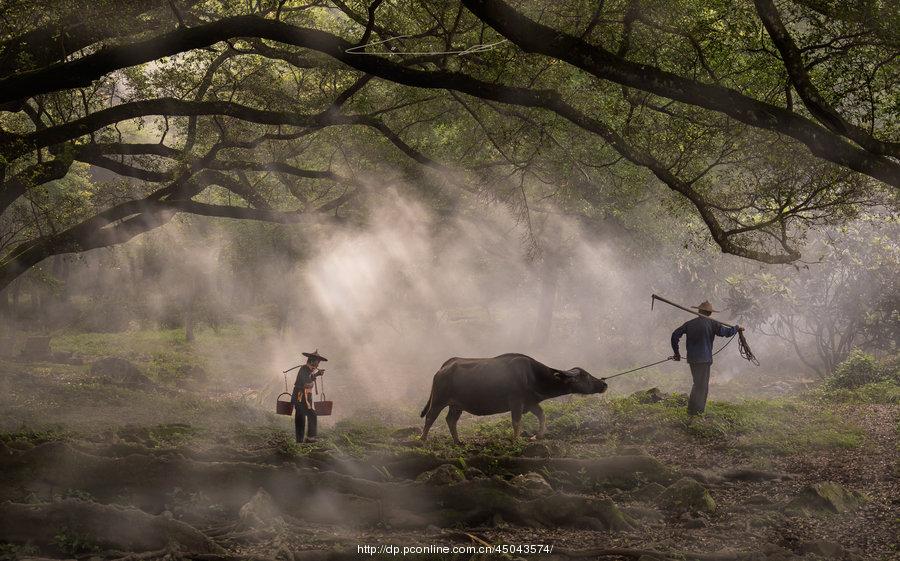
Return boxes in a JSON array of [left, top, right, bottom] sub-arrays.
[[651, 294, 737, 329]]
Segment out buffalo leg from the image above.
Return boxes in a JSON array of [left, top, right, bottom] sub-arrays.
[[421, 402, 447, 441], [510, 402, 524, 440], [527, 403, 546, 439], [446, 405, 463, 444]]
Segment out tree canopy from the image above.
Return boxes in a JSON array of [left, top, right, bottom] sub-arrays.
[[0, 0, 897, 290]]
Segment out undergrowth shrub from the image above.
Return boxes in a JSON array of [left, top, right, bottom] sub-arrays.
[[826, 350, 896, 389]]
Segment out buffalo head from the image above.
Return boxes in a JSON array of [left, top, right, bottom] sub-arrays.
[[555, 367, 608, 394]]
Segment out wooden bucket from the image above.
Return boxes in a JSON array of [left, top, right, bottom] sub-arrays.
[[276, 392, 293, 415], [314, 398, 333, 416]]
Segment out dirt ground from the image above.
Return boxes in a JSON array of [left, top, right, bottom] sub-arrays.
[[0, 352, 897, 561]]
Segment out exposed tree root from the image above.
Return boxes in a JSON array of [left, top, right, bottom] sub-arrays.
[[0, 499, 224, 554], [1, 443, 636, 531], [394, 478, 636, 530], [107, 547, 172, 560], [720, 467, 795, 482], [465, 454, 674, 487], [553, 547, 790, 560]]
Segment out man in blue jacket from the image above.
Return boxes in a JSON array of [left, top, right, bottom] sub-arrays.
[[671, 301, 743, 416]]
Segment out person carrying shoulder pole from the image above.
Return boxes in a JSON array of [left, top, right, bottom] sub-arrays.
[[670, 300, 744, 416], [291, 349, 327, 443]]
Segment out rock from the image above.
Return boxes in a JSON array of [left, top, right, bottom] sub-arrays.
[[510, 472, 553, 495], [799, 539, 845, 558], [90, 357, 157, 389], [19, 336, 51, 360], [622, 506, 665, 524], [630, 482, 666, 502], [464, 467, 486, 479], [681, 513, 707, 528], [746, 494, 773, 506], [239, 488, 284, 528], [630, 387, 665, 404], [416, 463, 465, 485], [787, 481, 864, 514], [521, 442, 552, 458], [657, 477, 716, 514]]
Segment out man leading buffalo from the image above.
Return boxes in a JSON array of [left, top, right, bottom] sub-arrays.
[[670, 301, 744, 416]]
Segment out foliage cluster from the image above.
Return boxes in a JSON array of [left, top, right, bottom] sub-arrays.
[[826, 349, 899, 390]]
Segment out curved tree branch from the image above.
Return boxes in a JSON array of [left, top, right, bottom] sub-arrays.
[[754, 0, 899, 158], [459, 0, 899, 187], [0, 13, 895, 188], [0, 155, 74, 215]]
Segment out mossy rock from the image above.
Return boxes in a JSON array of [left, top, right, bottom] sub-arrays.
[[509, 472, 553, 495], [521, 442, 549, 458], [238, 487, 284, 528], [415, 463, 465, 485], [630, 387, 665, 404], [630, 481, 666, 502], [787, 481, 864, 514], [464, 467, 486, 479], [656, 477, 716, 514]]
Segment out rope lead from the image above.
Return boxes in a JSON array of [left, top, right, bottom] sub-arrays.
[[601, 329, 758, 382]]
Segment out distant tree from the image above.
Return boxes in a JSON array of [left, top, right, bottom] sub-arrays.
[[726, 218, 899, 376]]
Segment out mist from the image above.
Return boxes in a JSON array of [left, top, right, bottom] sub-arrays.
[[0, 173, 830, 430]]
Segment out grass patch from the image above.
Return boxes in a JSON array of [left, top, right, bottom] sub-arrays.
[[601, 393, 863, 455], [53, 328, 191, 358], [115, 422, 200, 448], [0, 542, 38, 560], [325, 417, 399, 457], [53, 528, 98, 556], [814, 380, 900, 405], [51, 326, 272, 386], [0, 426, 71, 446]]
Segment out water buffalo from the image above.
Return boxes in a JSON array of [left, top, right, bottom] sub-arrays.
[[419, 353, 608, 443]]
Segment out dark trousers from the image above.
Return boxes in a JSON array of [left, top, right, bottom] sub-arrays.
[[688, 362, 712, 415], [294, 405, 317, 442]]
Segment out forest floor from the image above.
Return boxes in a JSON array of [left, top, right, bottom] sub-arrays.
[[0, 330, 897, 561]]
